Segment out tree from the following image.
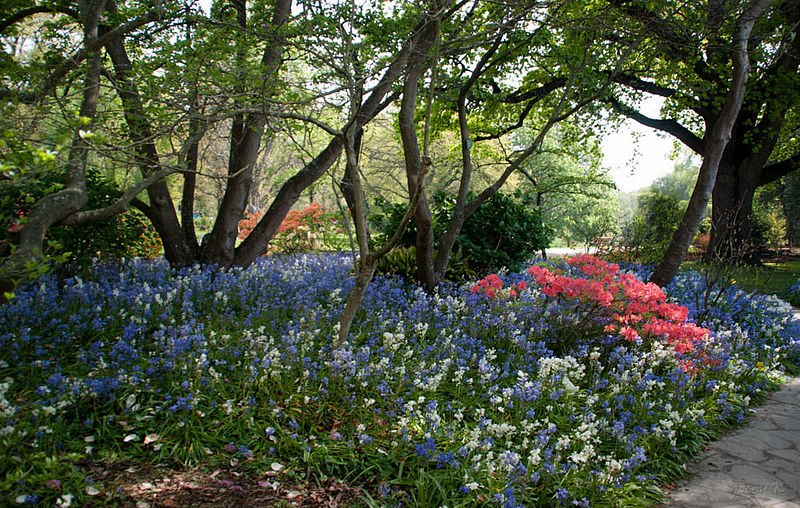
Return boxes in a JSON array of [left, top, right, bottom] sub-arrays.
[[0, 0, 452, 296], [392, 0, 628, 288], [0, 1, 172, 297], [649, 0, 775, 286], [602, 0, 799, 275], [516, 126, 617, 249]]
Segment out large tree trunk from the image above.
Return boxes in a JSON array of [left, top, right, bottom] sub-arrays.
[[201, 0, 290, 267], [650, 0, 773, 287], [706, 146, 762, 262]]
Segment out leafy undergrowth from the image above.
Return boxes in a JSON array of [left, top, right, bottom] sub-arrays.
[[1, 253, 798, 507]]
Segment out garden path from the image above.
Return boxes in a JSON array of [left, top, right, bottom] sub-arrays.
[[662, 307, 800, 508]]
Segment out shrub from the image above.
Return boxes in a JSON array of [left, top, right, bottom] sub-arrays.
[[0, 167, 160, 267], [783, 279, 800, 306], [472, 254, 710, 356], [238, 203, 344, 253], [375, 245, 476, 284], [611, 192, 683, 263], [371, 190, 551, 273]]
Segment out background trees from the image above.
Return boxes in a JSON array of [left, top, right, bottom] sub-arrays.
[[1, 0, 798, 296], [601, 0, 799, 274]]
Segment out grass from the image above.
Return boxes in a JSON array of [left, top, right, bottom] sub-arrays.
[[682, 260, 800, 297]]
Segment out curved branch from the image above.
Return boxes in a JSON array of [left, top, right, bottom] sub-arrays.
[[611, 73, 676, 98], [608, 97, 705, 153], [759, 153, 800, 186], [0, 5, 79, 34], [504, 76, 567, 104], [60, 167, 177, 225]]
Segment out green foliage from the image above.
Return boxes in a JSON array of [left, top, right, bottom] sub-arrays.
[[612, 193, 684, 264], [782, 277, 800, 307], [371, 190, 551, 274], [647, 151, 700, 206], [375, 245, 418, 282], [781, 171, 800, 244], [0, 138, 160, 266], [450, 192, 551, 272], [375, 246, 476, 284]]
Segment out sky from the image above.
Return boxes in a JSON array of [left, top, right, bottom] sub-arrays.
[[600, 97, 678, 194]]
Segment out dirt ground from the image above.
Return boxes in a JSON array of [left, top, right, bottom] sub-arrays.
[[75, 460, 366, 507]]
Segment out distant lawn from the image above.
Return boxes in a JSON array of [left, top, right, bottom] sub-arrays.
[[682, 260, 800, 296]]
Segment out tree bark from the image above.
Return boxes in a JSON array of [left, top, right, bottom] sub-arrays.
[[201, 0, 291, 267], [398, 28, 438, 289], [651, 0, 774, 287], [104, 23, 196, 266], [0, 0, 106, 298]]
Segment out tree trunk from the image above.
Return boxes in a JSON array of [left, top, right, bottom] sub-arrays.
[[650, 0, 773, 287], [398, 11, 440, 290], [181, 112, 202, 255], [104, 30, 196, 266], [234, 11, 439, 268], [0, 0, 105, 298], [706, 151, 760, 262], [201, 0, 291, 267]]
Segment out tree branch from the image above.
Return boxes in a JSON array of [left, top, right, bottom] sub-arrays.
[[611, 73, 676, 98], [2, 8, 164, 103], [608, 97, 705, 153], [0, 5, 79, 34], [759, 153, 800, 186], [60, 167, 177, 225]]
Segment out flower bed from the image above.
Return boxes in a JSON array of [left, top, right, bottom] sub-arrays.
[[1, 254, 798, 506]]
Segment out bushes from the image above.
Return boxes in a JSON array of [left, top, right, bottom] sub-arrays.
[[783, 279, 800, 306], [609, 193, 684, 263], [371, 190, 552, 274], [238, 203, 345, 253], [0, 167, 160, 267], [375, 245, 476, 284]]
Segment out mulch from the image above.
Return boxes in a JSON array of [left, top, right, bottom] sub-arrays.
[[73, 459, 365, 507]]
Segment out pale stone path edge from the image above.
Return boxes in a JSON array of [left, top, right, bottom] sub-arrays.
[[660, 307, 800, 508]]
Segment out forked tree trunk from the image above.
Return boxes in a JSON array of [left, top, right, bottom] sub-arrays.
[[398, 46, 437, 289], [104, 23, 196, 266], [201, 0, 290, 267]]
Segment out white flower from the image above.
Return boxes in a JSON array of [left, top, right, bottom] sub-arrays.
[[56, 494, 74, 507]]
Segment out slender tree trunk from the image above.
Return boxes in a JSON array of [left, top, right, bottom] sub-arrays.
[[398, 14, 440, 289], [105, 30, 195, 266], [181, 113, 202, 255], [234, 12, 439, 268], [0, 0, 106, 298], [651, 0, 773, 287]]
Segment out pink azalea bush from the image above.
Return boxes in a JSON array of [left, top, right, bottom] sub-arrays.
[[472, 254, 709, 356]]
